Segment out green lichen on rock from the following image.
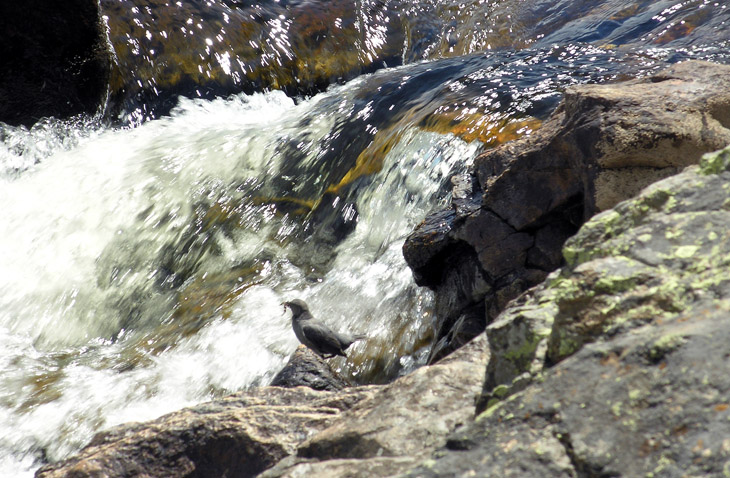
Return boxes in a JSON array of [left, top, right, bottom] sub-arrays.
[[487, 145, 730, 385], [699, 145, 730, 175], [648, 333, 686, 362], [545, 151, 730, 365], [478, 282, 559, 411], [492, 384, 511, 398], [563, 210, 622, 267]]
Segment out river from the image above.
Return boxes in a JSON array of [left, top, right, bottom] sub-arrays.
[[1, 0, 729, 475]]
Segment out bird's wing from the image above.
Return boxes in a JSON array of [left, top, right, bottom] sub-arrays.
[[301, 322, 344, 355]]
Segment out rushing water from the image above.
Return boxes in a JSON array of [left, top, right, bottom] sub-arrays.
[[2, 0, 730, 476]]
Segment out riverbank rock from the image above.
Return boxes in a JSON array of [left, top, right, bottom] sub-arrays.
[[270, 345, 349, 391], [404, 146, 730, 477], [34, 386, 377, 478], [262, 332, 487, 477], [0, 0, 111, 126], [35, 333, 486, 477], [404, 60, 730, 362]]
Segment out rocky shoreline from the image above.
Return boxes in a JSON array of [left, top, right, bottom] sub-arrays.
[[34, 59, 730, 477]]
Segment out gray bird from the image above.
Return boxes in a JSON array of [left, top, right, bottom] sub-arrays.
[[283, 299, 365, 358]]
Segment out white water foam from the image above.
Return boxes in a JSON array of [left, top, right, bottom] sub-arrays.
[[0, 84, 480, 476]]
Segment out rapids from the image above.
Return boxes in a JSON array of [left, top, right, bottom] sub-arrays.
[[1, 0, 730, 476]]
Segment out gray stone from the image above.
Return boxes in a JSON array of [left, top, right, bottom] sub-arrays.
[[35, 386, 376, 478], [405, 146, 730, 478], [409, 306, 730, 478], [297, 333, 487, 460]]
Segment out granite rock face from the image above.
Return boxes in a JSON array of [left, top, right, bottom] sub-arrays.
[[407, 146, 730, 478], [481, 145, 730, 411], [404, 60, 730, 362], [35, 333, 486, 478]]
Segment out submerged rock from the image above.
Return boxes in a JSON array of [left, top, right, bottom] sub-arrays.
[[100, 0, 405, 121], [405, 146, 730, 477], [404, 60, 730, 361]]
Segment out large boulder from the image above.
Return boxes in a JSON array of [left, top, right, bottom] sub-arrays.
[[0, 0, 111, 126], [404, 146, 730, 477], [404, 60, 730, 362], [100, 0, 405, 120]]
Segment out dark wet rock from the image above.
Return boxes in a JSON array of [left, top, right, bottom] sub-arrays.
[[402, 209, 459, 286], [404, 60, 730, 361], [35, 386, 377, 478], [405, 147, 730, 477], [271, 345, 349, 392], [0, 0, 111, 126]]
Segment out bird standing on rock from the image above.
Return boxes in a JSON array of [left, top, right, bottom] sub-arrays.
[[283, 299, 365, 358]]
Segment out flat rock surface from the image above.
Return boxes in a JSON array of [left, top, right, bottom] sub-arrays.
[[262, 333, 488, 477]]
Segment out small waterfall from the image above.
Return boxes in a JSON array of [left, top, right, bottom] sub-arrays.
[[0, 81, 479, 475]]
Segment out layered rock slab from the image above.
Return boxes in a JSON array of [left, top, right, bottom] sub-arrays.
[[35, 386, 377, 478], [35, 333, 487, 478], [404, 60, 730, 362], [260, 333, 488, 477], [405, 147, 730, 477]]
